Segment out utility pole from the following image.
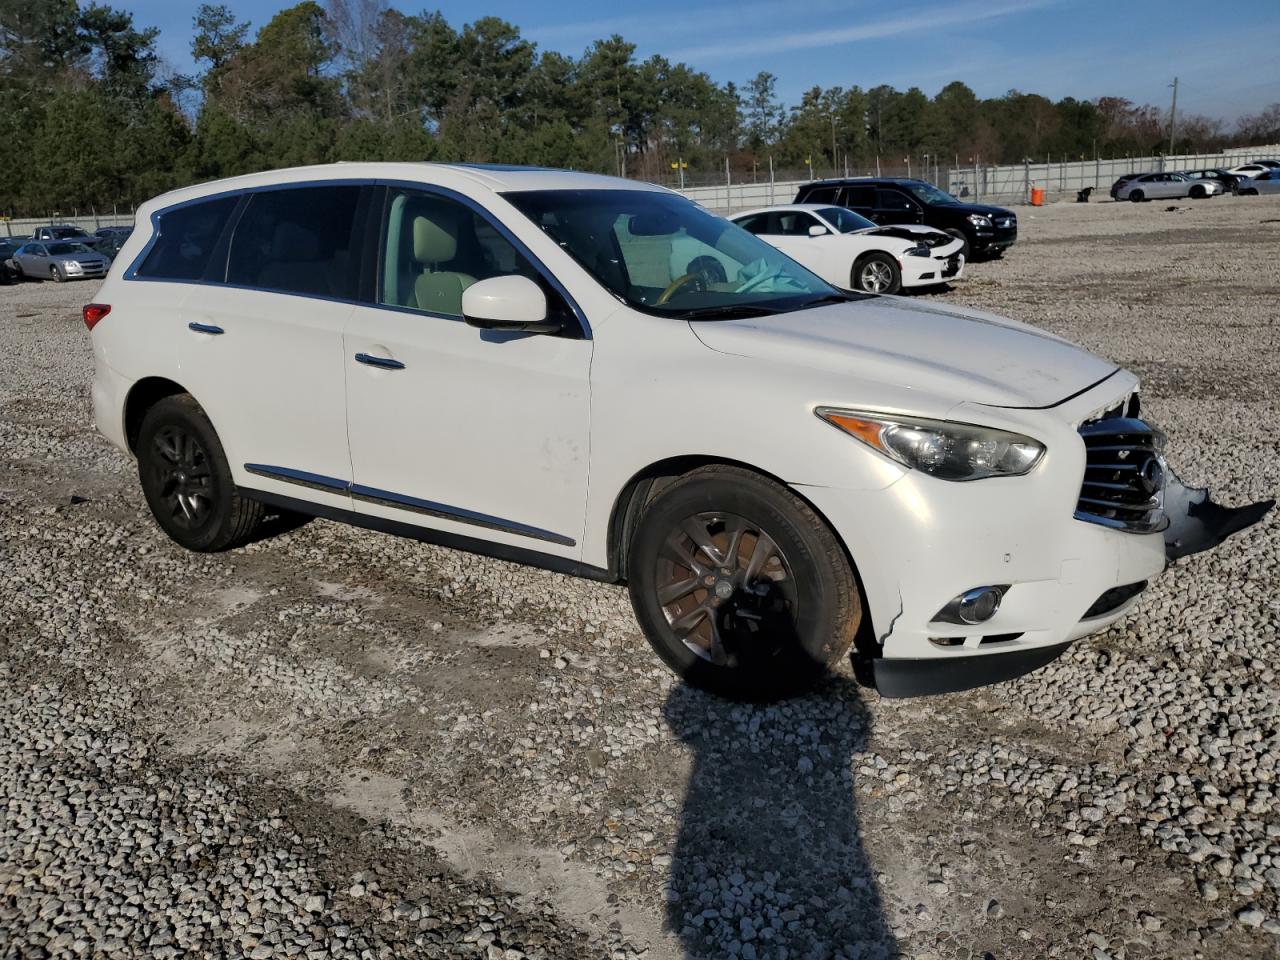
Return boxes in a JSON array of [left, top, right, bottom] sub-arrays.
[[1167, 77, 1179, 160], [830, 113, 838, 176]]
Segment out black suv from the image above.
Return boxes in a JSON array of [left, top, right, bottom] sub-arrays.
[[794, 178, 1017, 259]]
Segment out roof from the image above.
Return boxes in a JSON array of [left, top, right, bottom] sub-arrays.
[[139, 161, 669, 215]]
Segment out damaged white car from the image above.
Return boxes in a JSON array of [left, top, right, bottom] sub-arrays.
[[88, 163, 1272, 700], [731, 203, 964, 293]]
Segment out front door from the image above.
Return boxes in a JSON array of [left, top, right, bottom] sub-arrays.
[[343, 185, 592, 557]]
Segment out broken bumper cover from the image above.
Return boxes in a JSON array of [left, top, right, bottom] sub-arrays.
[[804, 453, 1272, 700]]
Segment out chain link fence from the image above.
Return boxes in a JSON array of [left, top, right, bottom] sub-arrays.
[[2, 211, 136, 239], [945, 145, 1280, 204]]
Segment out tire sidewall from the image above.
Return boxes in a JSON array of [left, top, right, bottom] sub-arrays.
[[855, 253, 902, 295], [628, 472, 855, 700], [137, 397, 241, 552]]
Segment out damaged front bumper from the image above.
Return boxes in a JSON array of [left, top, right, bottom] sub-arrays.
[[1163, 470, 1274, 562]]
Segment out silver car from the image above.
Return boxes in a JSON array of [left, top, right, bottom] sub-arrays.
[[1238, 171, 1280, 196], [11, 241, 110, 282], [1116, 172, 1222, 202]]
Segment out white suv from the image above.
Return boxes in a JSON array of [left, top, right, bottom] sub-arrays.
[[87, 163, 1271, 699]]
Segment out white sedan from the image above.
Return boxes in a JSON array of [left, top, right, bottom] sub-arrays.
[[1227, 160, 1280, 179], [730, 204, 964, 294]]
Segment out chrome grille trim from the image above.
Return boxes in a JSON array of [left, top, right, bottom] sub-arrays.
[[1074, 417, 1169, 534]]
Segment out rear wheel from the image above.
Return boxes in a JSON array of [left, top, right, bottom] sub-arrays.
[[1129, 190, 1145, 202], [853, 253, 901, 294], [627, 465, 861, 701], [137, 394, 264, 552]]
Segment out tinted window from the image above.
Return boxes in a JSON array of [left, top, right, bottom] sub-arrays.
[[733, 213, 768, 234], [803, 186, 839, 204], [774, 212, 818, 236], [228, 186, 362, 298], [380, 187, 546, 319], [843, 186, 877, 207], [137, 196, 239, 281], [877, 189, 916, 212]]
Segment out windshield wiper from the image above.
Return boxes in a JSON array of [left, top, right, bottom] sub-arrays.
[[796, 292, 857, 309], [675, 304, 784, 321]]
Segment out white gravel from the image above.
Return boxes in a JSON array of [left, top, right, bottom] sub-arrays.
[[2, 193, 1278, 959]]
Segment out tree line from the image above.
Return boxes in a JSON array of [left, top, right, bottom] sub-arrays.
[[1, 0, 1277, 217]]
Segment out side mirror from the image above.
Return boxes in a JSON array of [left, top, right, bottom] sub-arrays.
[[462, 275, 559, 334], [808, 224, 829, 237]]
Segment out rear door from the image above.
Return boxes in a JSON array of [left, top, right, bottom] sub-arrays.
[[840, 185, 877, 219], [158, 184, 369, 510]]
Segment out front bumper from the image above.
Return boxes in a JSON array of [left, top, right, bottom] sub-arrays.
[[797, 388, 1271, 698], [900, 247, 965, 288], [970, 224, 1016, 251]]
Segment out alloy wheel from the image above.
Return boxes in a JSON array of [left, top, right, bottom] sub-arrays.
[[150, 425, 214, 529], [654, 511, 799, 667], [860, 260, 894, 292]]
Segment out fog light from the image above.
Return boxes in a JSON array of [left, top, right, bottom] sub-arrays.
[[932, 586, 1007, 625]]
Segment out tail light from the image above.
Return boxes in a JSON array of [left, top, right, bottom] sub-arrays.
[[83, 303, 111, 331]]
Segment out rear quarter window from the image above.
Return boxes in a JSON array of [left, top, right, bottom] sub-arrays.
[[135, 196, 239, 282]]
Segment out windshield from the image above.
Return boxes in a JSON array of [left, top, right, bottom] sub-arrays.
[[815, 206, 877, 233], [904, 182, 959, 206], [51, 228, 86, 239], [46, 242, 89, 255], [504, 189, 840, 318]]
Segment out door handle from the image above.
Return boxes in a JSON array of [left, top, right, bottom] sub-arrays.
[[354, 352, 405, 370], [188, 322, 224, 335]]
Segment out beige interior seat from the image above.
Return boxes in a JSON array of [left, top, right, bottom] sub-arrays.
[[412, 212, 476, 316]]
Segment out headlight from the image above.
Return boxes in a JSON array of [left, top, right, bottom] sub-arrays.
[[816, 408, 1045, 481], [965, 214, 991, 228], [905, 243, 931, 257]]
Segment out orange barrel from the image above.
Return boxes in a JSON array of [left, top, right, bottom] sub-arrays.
[[1030, 186, 1045, 206]]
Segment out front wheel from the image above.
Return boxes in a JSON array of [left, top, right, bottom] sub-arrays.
[[853, 253, 901, 294], [50, 264, 65, 282], [1190, 185, 1207, 199], [627, 465, 862, 701], [1242, 188, 1259, 196], [137, 394, 264, 552], [1129, 190, 1145, 202]]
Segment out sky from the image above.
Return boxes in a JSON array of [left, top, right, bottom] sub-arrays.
[[128, 0, 1279, 122]]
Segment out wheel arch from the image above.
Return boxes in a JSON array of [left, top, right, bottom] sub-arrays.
[[604, 453, 878, 671], [123, 376, 191, 454]]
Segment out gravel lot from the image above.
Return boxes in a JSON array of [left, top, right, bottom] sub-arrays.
[[2, 194, 1278, 960]]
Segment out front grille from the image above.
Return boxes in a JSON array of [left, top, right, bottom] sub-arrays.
[[1075, 417, 1168, 533]]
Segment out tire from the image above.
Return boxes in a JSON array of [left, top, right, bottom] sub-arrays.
[[50, 264, 64, 282], [943, 228, 971, 261], [627, 465, 862, 701], [1129, 190, 1144, 202], [1190, 185, 1207, 199], [852, 253, 901, 294], [1242, 188, 1259, 196], [136, 394, 264, 552]]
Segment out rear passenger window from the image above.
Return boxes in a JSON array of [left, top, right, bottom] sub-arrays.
[[803, 186, 839, 203], [135, 196, 238, 281], [843, 186, 876, 207], [227, 186, 362, 299]]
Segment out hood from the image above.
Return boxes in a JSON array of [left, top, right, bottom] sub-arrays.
[[690, 297, 1118, 409], [859, 224, 953, 246]]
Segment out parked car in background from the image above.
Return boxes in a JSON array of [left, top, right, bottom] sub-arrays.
[[32, 224, 102, 248], [95, 231, 133, 262], [794, 177, 1017, 260], [11, 240, 110, 281], [1181, 168, 1245, 194], [88, 163, 1269, 701], [730, 204, 964, 293], [1109, 173, 1151, 199], [1238, 171, 1280, 195], [1226, 161, 1280, 179], [1115, 173, 1222, 201], [0, 238, 26, 284]]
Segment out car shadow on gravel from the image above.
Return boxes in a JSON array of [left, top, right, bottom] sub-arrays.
[[663, 678, 895, 959]]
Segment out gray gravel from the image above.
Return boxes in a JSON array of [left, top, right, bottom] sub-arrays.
[[2, 193, 1278, 959]]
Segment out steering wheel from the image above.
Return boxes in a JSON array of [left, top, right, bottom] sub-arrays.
[[655, 272, 706, 305]]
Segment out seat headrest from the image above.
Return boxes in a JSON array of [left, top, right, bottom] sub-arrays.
[[272, 221, 320, 261], [413, 213, 458, 264]]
